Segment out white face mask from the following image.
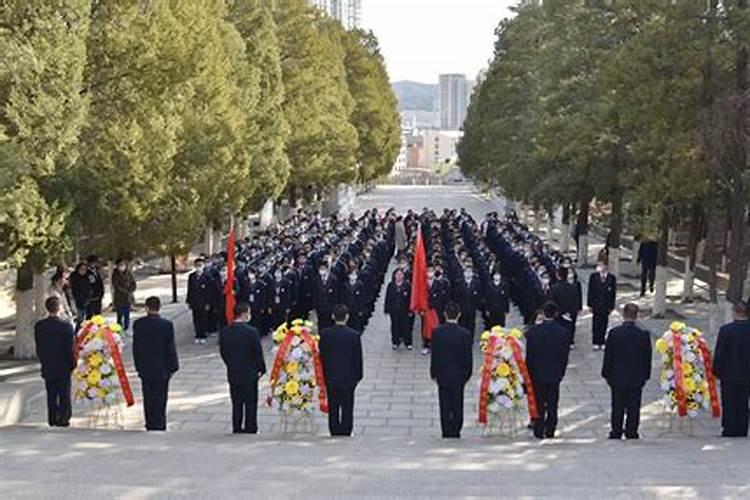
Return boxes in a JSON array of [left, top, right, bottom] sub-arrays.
[[249, 274, 256, 281], [493, 275, 501, 284], [597, 265, 606, 274], [349, 274, 357, 284], [118, 265, 126, 272], [464, 272, 473, 281], [274, 273, 283, 281]]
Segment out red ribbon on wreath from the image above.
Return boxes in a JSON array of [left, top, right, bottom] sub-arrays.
[[696, 336, 721, 418], [478, 335, 498, 425], [103, 328, 134, 407], [266, 328, 328, 414], [266, 331, 295, 406], [507, 336, 539, 420], [299, 330, 329, 414], [672, 333, 688, 417]]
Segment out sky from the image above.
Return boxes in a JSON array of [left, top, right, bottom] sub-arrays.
[[362, 0, 517, 84]]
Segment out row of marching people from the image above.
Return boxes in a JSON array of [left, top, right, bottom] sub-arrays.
[[187, 209, 396, 342]]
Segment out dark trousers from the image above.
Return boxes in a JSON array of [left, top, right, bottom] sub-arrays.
[[640, 265, 656, 294], [390, 312, 412, 347], [229, 381, 258, 434], [44, 378, 71, 427], [533, 382, 560, 438], [485, 311, 506, 330], [116, 306, 131, 331], [141, 378, 169, 431], [610, 385, 643, 438], [87, 299, 102, 317], [191, 307, 208, 339], [317, 308, 334, 332], [720, 382, 750, 437], [592, 311, 609, 346], [438, 385, 464, 438], [327, 385, 356, 436], [558, 315, 577, 345], [459, 310, 476, 339]]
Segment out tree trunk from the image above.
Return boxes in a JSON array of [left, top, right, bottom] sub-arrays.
[[726, 0, 749, 303], [532, 206, 541, 235], [204, 225, 214, 256], [34, 272, 47, 321], [653, 209, 670, 318], [14, 261, 36, 359], [705, 202, 721, 304], [682, 204, 703, 302], [577, 196, 591, 267], [608, 191, 624, 279], [561, 203, 571, 253], [170, 254, 178, 304], [726, 186, 747, 303]]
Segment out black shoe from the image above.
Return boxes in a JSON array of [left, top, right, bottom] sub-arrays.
[[533, 432, 545, 440], [544, 431, 556, 439], [608, 432, 622, 440], [625, 434, 640, 440]]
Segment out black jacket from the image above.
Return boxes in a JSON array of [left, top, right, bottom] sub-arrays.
[[637, 241, 658, 269], [549, 281, 582, 316], [713, 320, 750, 384], [187, 271, 212, 309], [319, 324, 364, 389], [384, 281, 410, 316], [34, 317, 75, 380], [219, 322, 266, 385], [602, 322, 652, 387], [132, 315, 179, 380], [430, 323, 473, 387], [526, 320, 570, 384], [587, 272, 616, 313]]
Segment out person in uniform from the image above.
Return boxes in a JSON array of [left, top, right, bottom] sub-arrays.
[[319, 304, 364, 437], [112, 258, 136, 332], [430, 302, 473, 438], [713, 301, 750, 438], [483, 269, 510, 328], [34, 297, 76, 427], [602, 303, 652, 440], [132, 297, 180, 431], [453, 265, 481, 339], [549, 267, 580, 348], [525, 301, 570, 439], [86, 255, 105, 316], [186, 258, 211, 345], [314, 263, 339, 331], [219, 302, 266, 434], [587, 259, 617, 350], [637, 239, 658, 296], [384, 268, 413, 350]]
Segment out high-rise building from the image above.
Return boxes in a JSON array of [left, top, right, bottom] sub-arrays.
[[439, 74, 468, 130], [311, 0, 362, 30]]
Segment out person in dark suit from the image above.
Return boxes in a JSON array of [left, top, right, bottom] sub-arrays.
[[637, 240, 658, 296], [132, 296, 179, 431], [34, 297, 76, 427], [384, 268, 413, 350], [219, 302, 266, 434], [713, 302, 750, 438], [187, 258, 211, 345], [549, 267, 581, 348], [587, 260, 617, 350], [430, 301, 473, 438], [526, 301, 571, 439], [319, 304, 364, 437], [602, 303, 652, 439]]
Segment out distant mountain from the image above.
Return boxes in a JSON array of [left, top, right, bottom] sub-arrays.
[[391, 81, 438, 112]]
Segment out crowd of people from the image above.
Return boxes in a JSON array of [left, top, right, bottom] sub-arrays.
[[30, 206, 750, 442]]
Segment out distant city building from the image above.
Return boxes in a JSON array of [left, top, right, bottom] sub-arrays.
[[439, 74, 468, 130], [422, 129, 463, 168], [311, 0, 362, 29], [400, 110, 440, 129]]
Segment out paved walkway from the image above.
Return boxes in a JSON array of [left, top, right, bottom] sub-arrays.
[[1, 185, 744, 499]]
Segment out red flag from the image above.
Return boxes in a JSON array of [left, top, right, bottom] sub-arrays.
[[224, 224, 236, 324], [410, 225, 439, 340], [410, 225, 429, 312]]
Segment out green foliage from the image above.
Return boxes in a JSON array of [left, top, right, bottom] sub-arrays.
[[343, 29, 401, 182], [0, 0, 91, 269], [274, 0, 359, 197]]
